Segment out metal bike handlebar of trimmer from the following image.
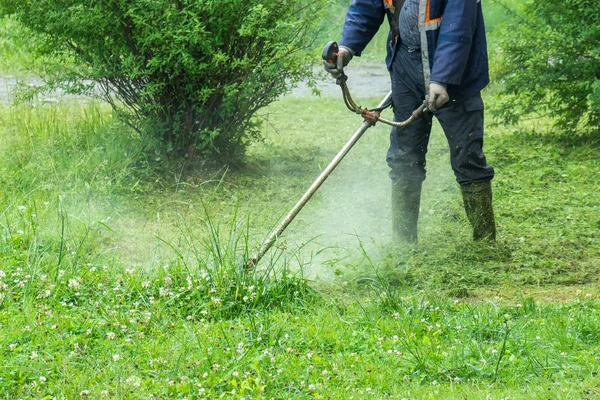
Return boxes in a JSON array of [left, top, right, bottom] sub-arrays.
[[322, 41, 427, 128]]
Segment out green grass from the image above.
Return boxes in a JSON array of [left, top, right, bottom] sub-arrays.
[[0, 94, 599, 398]]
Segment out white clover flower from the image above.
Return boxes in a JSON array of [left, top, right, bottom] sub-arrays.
[[0, 270, 5, 279], [113, 354, 120, 361], [39, 376, 47, 383], [30, 351, 38, 360], [107, 332, 115, 340], [68, 279, 80, 290]]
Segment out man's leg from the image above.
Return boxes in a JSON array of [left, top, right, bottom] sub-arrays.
[[435, 94, 496, 241], [387, 45, 432, 243]]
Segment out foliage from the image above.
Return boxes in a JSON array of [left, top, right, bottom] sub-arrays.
[[491, 0, 600, 133], [0, 0, 325, 159], [0, 15, 39, 74]]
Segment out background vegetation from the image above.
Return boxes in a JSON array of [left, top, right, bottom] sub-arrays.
[[491, 0, 600, 134], [0, 0, 326, 159]]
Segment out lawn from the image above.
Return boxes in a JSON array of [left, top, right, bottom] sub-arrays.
[[0, 90, 599, 398]]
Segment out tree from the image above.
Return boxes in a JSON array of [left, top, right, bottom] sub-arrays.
[[491, 0, 600, 134], [0, 0, 325, 159]]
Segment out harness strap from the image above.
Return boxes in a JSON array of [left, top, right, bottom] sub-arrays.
[[390, 0, 406, 47]]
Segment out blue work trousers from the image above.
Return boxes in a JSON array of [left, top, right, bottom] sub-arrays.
[[386, 44, 495, 184]]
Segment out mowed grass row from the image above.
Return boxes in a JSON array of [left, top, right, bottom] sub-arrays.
[[0, 95, 599, 398]]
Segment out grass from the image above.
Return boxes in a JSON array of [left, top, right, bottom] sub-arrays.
[[1, 11, 600, 400], [0, 94, 599, 398]]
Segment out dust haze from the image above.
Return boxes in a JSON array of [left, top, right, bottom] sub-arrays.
[[280, 112, 459, 282]]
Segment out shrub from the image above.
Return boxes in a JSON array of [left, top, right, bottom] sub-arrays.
[[491, 0, 600, 133], [0, 0, 325, 159]]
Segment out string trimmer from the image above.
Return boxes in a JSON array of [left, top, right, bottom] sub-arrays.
[[246, 42, 428, 269]]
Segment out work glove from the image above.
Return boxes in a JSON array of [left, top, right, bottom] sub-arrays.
[[427, 82, 449, 112], [323, 45, 354, 79]]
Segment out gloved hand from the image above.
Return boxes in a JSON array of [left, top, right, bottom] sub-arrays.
[[323, 45, 354, 79], [427, 82, 449, 112]]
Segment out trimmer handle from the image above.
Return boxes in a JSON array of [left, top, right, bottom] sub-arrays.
[[322, 41, 339, 65]]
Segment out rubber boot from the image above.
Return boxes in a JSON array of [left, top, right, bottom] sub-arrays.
[[391, 179, 422, 243], [460, 181, 496, 241]]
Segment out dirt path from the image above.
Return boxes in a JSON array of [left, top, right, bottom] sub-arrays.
[[0, 61, 390, 104], [290, 61, 391, 98], [0, 75, 74, 104], [0, 75, 19, 103]]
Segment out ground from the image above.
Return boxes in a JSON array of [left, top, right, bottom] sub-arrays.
[[0, 47, 599, 400]]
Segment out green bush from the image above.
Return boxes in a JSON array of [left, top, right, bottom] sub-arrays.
[[491, 0, 600, 133], [0, 0, 325, 159]]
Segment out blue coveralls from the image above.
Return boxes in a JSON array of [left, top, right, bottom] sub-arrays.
[[340, 0, 495, 185]]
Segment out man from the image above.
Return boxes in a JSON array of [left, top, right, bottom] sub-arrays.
[[324, 0, 496, 242]]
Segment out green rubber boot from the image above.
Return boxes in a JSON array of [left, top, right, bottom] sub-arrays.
[[391, 179, 422, 243], [460, 181, 497, 241]]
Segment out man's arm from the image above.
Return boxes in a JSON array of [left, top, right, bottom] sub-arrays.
[[339, 0, 386, 56], [430, 0, 479, 86]]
